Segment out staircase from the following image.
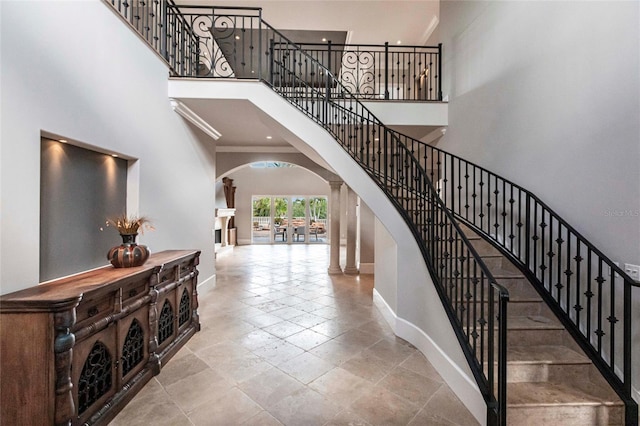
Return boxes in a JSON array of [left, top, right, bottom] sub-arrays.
[[460, 223, 625, 424], [106, 2, 639, 424]]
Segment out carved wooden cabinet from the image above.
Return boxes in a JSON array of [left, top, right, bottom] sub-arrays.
[[0, 250, 201, 425]]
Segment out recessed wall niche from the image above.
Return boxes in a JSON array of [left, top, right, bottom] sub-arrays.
[[40, 138, 127, 282]]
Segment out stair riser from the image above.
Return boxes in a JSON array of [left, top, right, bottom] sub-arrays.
[[507, 405, 624, 426], [481, 256, 520, 274], [507, 329, 565, 347], [455, 301, 547, 317], [507, 363, 592, 384], [470, 238, 502, 256], [496, 278, 540, 299]]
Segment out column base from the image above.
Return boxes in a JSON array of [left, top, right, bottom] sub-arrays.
[[328, 266, 343, 275], [343, 266, 359, 275]]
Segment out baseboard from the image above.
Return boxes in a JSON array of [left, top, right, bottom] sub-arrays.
[[372, 289, 397, 333], [359, 262, 374, 274], [372, 289, 486, 426], [197, 273, 216, 295]]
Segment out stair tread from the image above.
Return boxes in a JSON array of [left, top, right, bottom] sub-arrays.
[[508, 381, 623, 406], [506, 315, 563, 330], [507, 345, 590, 364]]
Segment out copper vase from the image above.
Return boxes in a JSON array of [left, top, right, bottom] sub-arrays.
[[107, 233, 150, 268]]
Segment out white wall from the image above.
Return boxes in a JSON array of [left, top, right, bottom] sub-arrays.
[[359, 200, 375, 273], [224, 165, 330, 244], [432, 0, 640, 267], [431, 0, 640, 404], [0, 1, 216, 294], [374, 219, 397, 310]]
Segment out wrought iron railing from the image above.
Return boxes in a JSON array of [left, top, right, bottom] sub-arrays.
[[137, 5, 441, 102], [416, 143, 640, 424], [105, 0, 199, 76], [281, 42, 442, 101], [105, 2, 638, 424]]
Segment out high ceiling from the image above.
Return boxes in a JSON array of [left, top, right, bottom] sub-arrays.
[[171, 1, 441, 161], [175, 1, 440, 46]]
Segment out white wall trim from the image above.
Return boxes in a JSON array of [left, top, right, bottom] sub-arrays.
[[359, 262, 374, 274], [197, 273, 216, 295], [633, 385, 639, 405], [372, 288, 397, 333], [395, 317, 486, 425], [216, 145, 299, 153], [373, 288, 486, 426], [170, 99, 222, 140]]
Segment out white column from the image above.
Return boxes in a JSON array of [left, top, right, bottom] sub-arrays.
[[328, 181, 343, 274], [344, 187, 359, 274]]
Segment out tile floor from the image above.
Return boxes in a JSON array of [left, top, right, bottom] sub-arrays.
[[110, 244, 479, 426]]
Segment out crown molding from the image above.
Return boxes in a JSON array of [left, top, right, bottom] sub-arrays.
[[170, 99, 222, 140]]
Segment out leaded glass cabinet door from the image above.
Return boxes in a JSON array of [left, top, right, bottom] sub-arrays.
[[72, 326, 117, 424], [177, 287, 192, 331], [118, 306, 149, 383], [156, 295, 177, 354]]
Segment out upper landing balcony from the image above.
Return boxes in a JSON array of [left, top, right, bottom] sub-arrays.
[[107, 1, 447, 132]]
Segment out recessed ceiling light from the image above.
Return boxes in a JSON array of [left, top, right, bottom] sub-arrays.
[[266, 136, 273, 140], [396, 40, 402, 45], [59, 139, 67, 143], [322, 38, 327, 42], [111, 154, 118, 158], [374, 138, 379, 141], [235, 35, 240, 40]]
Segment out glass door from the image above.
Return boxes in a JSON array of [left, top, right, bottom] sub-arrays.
[[273, 197, 289, 244], [308, 197, 328, 243], [291, 197, 306, 243], [251, 196, 271, 244]]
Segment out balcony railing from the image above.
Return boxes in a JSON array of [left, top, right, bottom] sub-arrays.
[[291, 42, 442, 101], [106, 3, 441, 102]]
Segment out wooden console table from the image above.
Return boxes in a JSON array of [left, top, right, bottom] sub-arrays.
[[0, 250, 201, 425]]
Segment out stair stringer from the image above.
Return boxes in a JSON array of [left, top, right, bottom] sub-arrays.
[[168, 78, 487, 424]]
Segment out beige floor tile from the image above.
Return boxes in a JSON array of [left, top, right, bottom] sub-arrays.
[[333, 328, 383, 349], [399, 352, 445, 383], [378, 366, 442, 406], [234, 329, 280, 351], [244, 312, 284, 328], [287, 312, 327, 328], [268, 388, 342, 426], [350, 386, 421, 426], [188, 388, 262, 425], [263, 320, 307, 339], [277, 352, 335, 384], [251, 339, 305, 364], [421, 386, 481, 426], [209, 351, 273, 385], [163, 368, 232, 414], [284, 328, 332, 350], [325, 409, 371, 426], [340, 351, 397, 383], [155, 352, 211, 388], [363, 338, 416, 366], [241, 410, 284, 426], [310, 319, 353, 338], [238, 367, 305, 408], [309, 339, 363, 366], [309, 367, 375, 408]]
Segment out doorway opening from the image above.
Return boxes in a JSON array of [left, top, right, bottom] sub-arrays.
[[251, 195, 327, 244]]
